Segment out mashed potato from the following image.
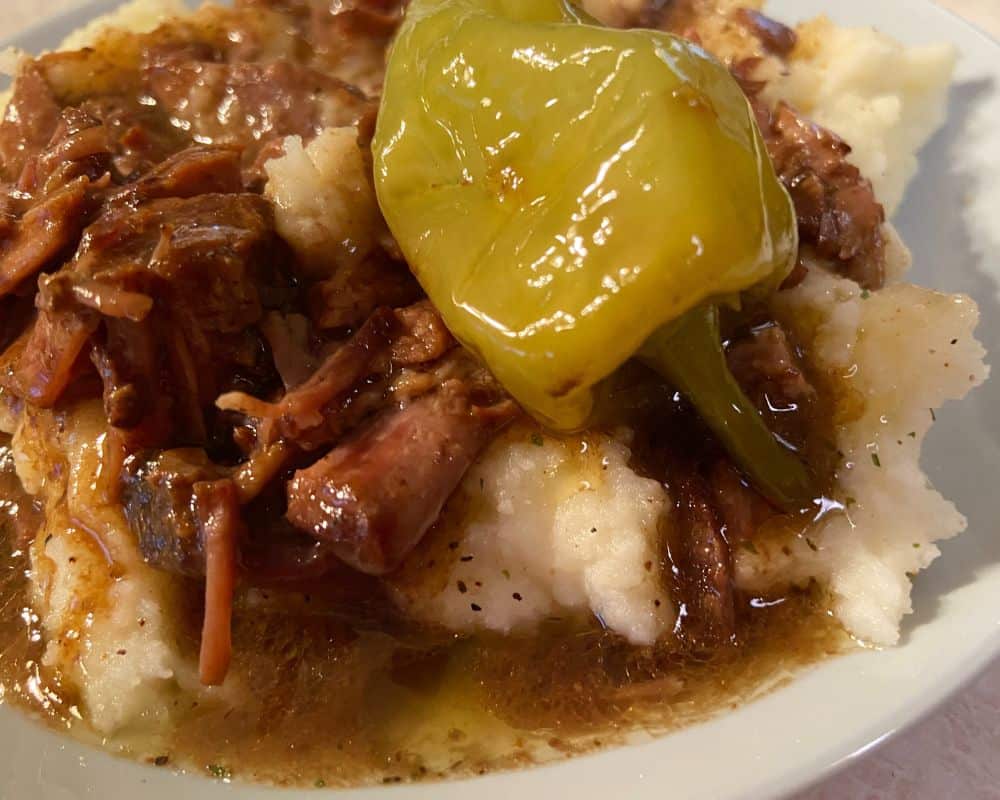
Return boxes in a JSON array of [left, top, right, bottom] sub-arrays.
[[265, 127, 384, 279], [59, 0, 188, 50], [5, 0, 985, 736], [13, 402, 210, 734], [763, 17, 956, 216], [393, 428, 673, 645], [737, 269, 988, 644]]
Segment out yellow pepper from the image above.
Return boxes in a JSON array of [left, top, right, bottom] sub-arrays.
[[374, 0, 811, 507]]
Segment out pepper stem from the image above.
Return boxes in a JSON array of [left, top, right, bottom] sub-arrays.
[[639, 305, 814, 511]]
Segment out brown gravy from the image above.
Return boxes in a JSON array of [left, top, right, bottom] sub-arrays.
[[0, 438, 850, 787]]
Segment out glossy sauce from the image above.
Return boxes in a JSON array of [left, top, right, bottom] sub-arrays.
[[0, 432, 851, 787]]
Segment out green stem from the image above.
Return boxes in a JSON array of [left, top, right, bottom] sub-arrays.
[[639, 305, 813, 511]]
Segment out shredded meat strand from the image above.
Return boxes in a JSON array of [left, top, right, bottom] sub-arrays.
[[669, 472, 737, 649], [194, 479, 242, 686], [0, 177, 90, 299]]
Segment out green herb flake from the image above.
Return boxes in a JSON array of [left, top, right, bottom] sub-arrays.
[[315, 779, 327, 788], [207, 765, 232, 781], [908, 432, 916, 439], [741, 541, 759, 555], [530, 433, 544, 446], [930, 408, 937, 422], [913, 543, 921, 549], [845, 496, 857, 507], [805, 538, 819, 552], [871, 452, 881, 468], [860, 289, 871, 299], [501, 568, 511, 580]]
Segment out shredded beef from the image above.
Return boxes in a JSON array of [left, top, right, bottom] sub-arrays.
[[143, 55, 374, 182], [196, 478, 241, 685], [732, 8, 797, 56], [217, 302, 458, 450], [762, 103, 886, 289], [0, 177, 91, 299], [234, 0, 404, 92], [12, 191, 286, 443], [0, 64, 62, 182], [726, 319, 817, 451], [309, 255, 421, 331], [668, 471, 736, 649]]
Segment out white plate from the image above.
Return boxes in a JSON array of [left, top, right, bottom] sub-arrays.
[[1, 1, 998, 798]]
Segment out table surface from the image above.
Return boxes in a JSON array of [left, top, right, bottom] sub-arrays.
[[4, 1, 1000, 798]]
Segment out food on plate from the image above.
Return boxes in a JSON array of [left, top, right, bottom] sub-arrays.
[[0, 0, 986, 786]]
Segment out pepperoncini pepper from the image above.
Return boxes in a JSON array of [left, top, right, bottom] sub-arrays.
[[373, 0, 811, 507]]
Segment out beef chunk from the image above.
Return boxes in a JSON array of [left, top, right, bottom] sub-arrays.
[[668, 471, 736, 649], [0, 64, 62, 182], [733, 8, 797, 56], [726, 319, 817, 451], [122, 448, 225, 577], [11, 192, 285, 443], [286, 377, 517, 575], [0, 177, 90, 299], [143, 54, 374, 180], [765, 103, 886, 289], [218, 303, 457, 450]]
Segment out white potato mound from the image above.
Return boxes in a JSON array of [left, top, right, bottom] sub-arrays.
[[0, 0, 185, 82], [59, 0, 188, 51], [15, 402, 213, 735], [735, 269, 988, 645], [395, 428, 673, 645], [763, 17, 956, 217], [265, 128, 384, 279]]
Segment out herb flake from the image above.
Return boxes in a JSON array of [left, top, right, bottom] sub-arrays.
[[207, 765, 232, 781], [871, 452, 881, 468]]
